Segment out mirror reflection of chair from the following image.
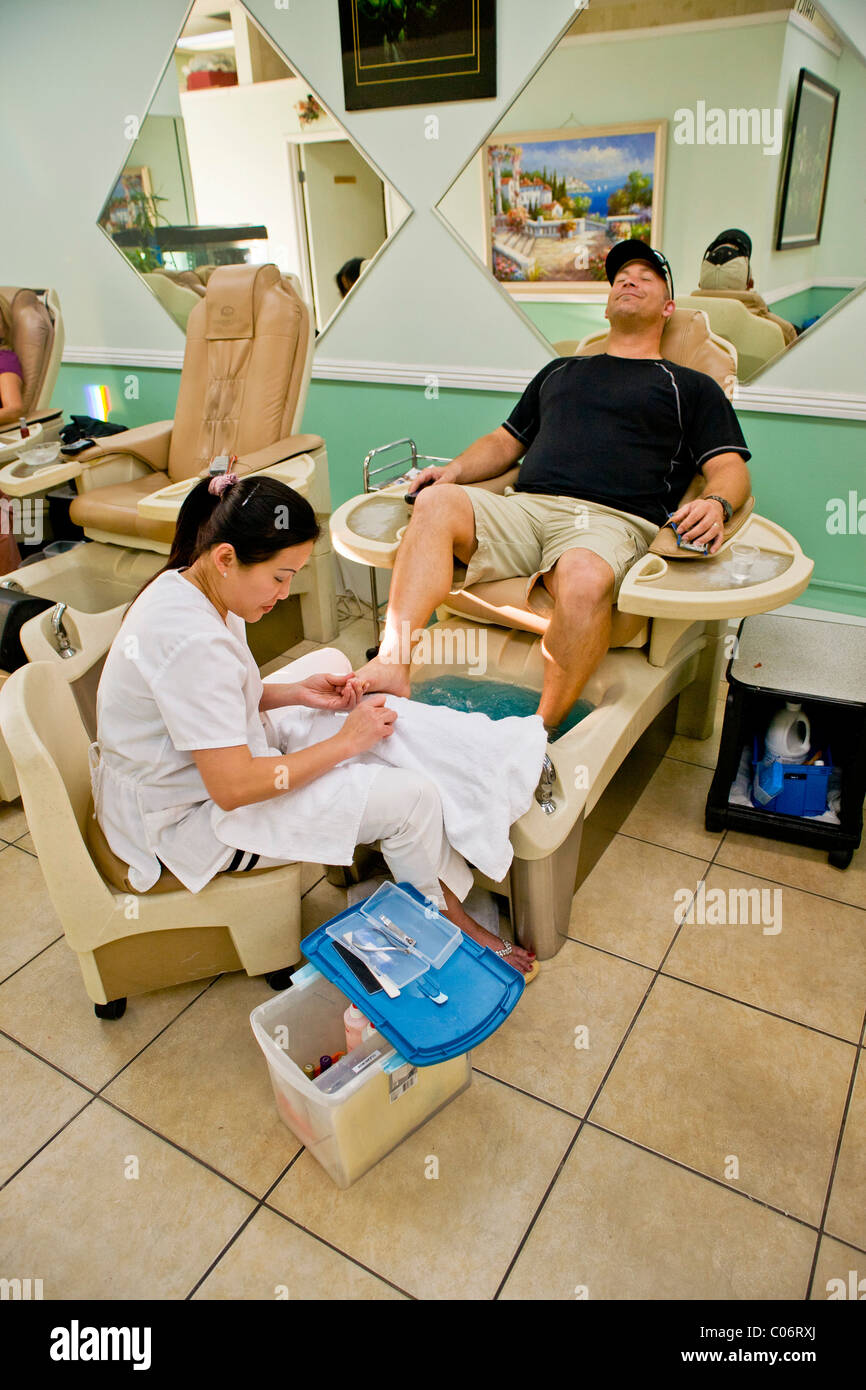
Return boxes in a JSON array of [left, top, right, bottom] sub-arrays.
[[0, 285, 65, 439], [141, 271, 202, 332], [676, 295, 787, 381], [690, 287, 798, 347], [329, 306, 813, 961], [0, 651, 350, 1018]]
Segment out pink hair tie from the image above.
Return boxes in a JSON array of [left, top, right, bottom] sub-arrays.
[[208, 472, 239, 498]]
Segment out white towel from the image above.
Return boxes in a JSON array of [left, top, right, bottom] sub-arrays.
[[224, 696, 548, 880], [356, 695, 549, 882]]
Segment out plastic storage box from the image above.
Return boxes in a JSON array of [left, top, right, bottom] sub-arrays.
[[706, 614, 865, 868], [250, 968, 471, 1189], [750, 737, 832, 817]]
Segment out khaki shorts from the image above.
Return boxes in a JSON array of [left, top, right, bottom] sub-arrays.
[[455, 487, 659, 600]]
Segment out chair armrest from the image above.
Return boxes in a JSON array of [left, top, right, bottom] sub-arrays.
[[201, 434, 325, 479], [77, 420, 173, 472]]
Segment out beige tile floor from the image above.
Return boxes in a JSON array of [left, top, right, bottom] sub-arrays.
[[1, 617, 864, 1300]]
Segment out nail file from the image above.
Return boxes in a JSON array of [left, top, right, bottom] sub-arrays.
[[332, 940, 382, 996]]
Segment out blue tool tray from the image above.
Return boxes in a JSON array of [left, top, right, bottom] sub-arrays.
[[300, 882, 524, 1066], [750, 736, 833, 817]]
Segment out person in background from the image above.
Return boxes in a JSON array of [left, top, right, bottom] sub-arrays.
[[0, 295, 25, 571], [695, 229, 798, 344], [335, 257, 365, 298], [0, 295, 26, 427]]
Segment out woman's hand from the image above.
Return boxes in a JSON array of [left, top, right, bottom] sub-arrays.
[[338, 694, 397, 755], [293, 672, 369, 710]]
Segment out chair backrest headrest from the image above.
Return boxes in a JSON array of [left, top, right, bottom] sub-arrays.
[[574, 307, 738, 398], [677, 295, 785, 378], [691, 286, 769, 313], [167, 264, 313, 480], [0, 286, 58, 414]]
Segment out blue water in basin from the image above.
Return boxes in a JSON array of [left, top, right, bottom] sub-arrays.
[[411, 676, 593, 739]]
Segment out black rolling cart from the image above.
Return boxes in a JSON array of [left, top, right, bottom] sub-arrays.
[[706, 613, 866, 868]]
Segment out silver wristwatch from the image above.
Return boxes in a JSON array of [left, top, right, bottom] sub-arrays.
[[706, 494, 733, 524]]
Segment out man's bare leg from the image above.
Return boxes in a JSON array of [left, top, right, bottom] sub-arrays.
[[439, 882, 536, 974], [355, 484, 478, 697], [536, 549, 615, 731]]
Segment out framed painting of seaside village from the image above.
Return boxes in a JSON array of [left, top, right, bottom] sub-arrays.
[[485, 122, 666, 294]]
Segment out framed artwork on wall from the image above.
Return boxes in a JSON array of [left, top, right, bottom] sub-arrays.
[[339, 0, 496, 112], [776, 68, 840, 250], [101, 167, 156, 234], [484, 122, 666, 294]]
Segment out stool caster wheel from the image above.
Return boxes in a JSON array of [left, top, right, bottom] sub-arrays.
[[828, 848, 853, 869], [266, 965, 299, 991], [365, 645, 380, 661], [94, 997, 127, 1020]]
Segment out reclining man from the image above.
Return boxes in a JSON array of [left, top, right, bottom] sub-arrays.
[[356, 239, 752, 735]]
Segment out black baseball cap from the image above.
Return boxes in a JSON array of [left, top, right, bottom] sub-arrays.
[[704, 228, 752, 264], [605, 239, 673, 296]]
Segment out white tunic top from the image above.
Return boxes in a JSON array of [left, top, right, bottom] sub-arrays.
[[92, 569, 548, 894]]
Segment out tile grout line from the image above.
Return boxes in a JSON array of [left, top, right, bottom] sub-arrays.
[[0, 935, 66, 990], [257, 1199, 417, 1301], [492, 928, 686, 1299], [614, 825, 864, 916], [804, 1010, 866, 1299], [3, 1026, 415, 1301], [493, 858, 724, 1297], [183, 1151, 309, 1301], [469, 1067, 866, 1251]]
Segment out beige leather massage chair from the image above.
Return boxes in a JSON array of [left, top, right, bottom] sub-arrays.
[[691, 285, 798, 346], [676, 294, 787, 380], [0, 284, 65, 448], [0, 647, 350, 1019], [0, 263, 339, 803], [330, 308, 814, 959]]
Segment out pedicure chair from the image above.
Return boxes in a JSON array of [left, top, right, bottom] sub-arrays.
[[0, 284, 65, 455], [0, 264, 339, 803], [330, 309, 814, 959]]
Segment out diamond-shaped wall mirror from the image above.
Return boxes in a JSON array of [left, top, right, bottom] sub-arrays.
[[436, 0, 865, 384], [98, 0, 410, 337]]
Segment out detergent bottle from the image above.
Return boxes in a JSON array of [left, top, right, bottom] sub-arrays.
[[765, 702, 811, 763], [752, 702, 810, 807]]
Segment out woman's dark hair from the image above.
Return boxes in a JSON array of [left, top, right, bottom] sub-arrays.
[[136, 474, 319, 599], [335, 257, 363, 296]]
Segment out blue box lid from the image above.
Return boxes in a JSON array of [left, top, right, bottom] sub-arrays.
[[300, 883, 524, 1065]]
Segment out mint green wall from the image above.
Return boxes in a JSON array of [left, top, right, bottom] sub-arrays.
[[56, 361, 866, 619], [738, 411, 866, 617], [770, 286, 852, 329], [521, 302, 608, 345], [52, 364, 181, 431]]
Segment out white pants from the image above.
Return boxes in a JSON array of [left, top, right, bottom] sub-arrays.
[[222, 766, 474, 909]]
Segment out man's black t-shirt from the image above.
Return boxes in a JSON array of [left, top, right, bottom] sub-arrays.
[[503, 354, 750, 527]]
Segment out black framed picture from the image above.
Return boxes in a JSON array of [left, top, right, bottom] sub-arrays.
[[776, 68, 840, 250], [339, 0, 496, 112]]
